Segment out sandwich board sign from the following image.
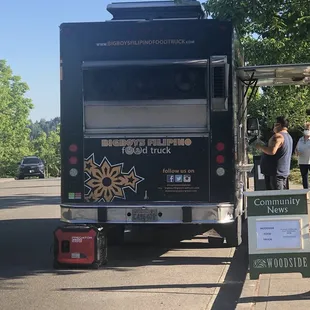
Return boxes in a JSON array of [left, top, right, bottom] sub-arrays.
[[244, 189, 310, 280]]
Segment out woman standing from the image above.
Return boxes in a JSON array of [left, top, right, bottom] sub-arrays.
[[295, 123, 310, 189]]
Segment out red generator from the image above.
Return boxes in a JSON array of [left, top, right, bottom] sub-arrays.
[[53, 225, 107, 269]]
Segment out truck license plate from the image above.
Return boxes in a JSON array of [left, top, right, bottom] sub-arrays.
[[132, 209, 158, 222]]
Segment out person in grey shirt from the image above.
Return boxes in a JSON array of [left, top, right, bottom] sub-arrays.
[[295, 122, 310, 189], [256, 116, 293, 190]]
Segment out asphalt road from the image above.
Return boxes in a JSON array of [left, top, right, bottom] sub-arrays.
[[0, 178, 250, 310]]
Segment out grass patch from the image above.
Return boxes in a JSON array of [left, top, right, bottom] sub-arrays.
[[289, 156, 302, 185], [289, 168, 302, 185], [248, 153, 253, 164]]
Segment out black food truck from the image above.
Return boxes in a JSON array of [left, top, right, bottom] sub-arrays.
[[58, 0, 258, 252]]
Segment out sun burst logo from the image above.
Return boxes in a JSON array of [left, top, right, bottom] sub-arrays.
[[84, 154, 144, 202]]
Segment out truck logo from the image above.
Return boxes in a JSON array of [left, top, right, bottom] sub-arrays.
[[84, 154, 144, 202], [183, 175, 191, 183], [167, 175, 174, 183], [175, 175, 183, 183]]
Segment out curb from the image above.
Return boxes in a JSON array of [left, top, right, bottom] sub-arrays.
[[0, 178, 15, 183]]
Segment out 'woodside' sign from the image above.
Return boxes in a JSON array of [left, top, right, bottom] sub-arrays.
[[244, 189, 310, 280]]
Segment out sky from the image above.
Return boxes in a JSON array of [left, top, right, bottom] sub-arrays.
[[0, 0, 129, 122], [1, 0, 206, 122]]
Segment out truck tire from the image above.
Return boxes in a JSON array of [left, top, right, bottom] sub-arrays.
[[91, 262, 101, 269], [53, 260, 62, 269], [107, 225, 125, 246], [222, 216, 242, 247]]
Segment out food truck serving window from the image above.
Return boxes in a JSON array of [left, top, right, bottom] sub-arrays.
[[82, 60, 209, 133], [83, 65, 207, 101]]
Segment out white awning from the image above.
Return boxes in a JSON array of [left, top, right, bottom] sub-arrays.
[[237, 63, 310, 87]]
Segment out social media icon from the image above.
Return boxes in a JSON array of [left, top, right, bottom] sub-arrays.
[[175, 175, 183, 183], [183, 175, 191, 183], [167, 175, 174, 183]]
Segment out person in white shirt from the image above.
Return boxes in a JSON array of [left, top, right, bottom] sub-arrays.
[[295, 123, 310, 188]]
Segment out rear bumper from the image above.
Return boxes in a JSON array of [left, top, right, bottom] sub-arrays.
[[20, 172, 43, 177], [60, 202, 235, 224], [19, 168, 44, 176]]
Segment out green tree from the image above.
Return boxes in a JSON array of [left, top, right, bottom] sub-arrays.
[[45, 125, 61, 177], [204, 0, 310, 134], [29, 117, 61, 140], [30, 125, 60, 177], [31, 131, 48, 159], [248, 86, 310, 129], [0, 60, 33, 177]]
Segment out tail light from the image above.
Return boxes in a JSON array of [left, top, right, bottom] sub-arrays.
[[216, 155, 225, 164], [69, 144, 78, 177], [215, 142, 225, 176], [69, 156, 78, 165], [216, 142, 225, 151], [69, 144, 78, 152]]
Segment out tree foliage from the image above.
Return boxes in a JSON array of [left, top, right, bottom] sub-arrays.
[[204, 0, 310, 135], [204, 0, 310, 56], [30, 125, 60, 177], [248, 87, 310, 129], [0, 60, 60, 177], [28, 117, 60, 140], [0, 60, 33, 176]]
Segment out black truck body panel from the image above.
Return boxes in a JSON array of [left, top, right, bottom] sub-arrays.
[[60, 19, 234, 206], [84, 136, 210, 203]]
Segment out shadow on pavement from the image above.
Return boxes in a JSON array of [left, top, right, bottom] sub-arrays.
[[0, 217, 250, 309], [0, 219, 235, 280], [2, 185, 60, 190], [59, 242, 248, 307], [105, 225, 232, 268], [60, 282, 224, 294], [208, 223, 249, 310], [55, 224, 250, 309], [0, 219, 81, 280], [210, 244, 249, 309], [0, 196, 60, 209]]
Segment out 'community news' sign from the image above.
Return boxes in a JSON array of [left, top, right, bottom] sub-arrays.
[[244, 189, 310, 280]]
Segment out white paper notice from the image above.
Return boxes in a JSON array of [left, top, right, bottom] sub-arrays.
[[256, 220, 302, 250]]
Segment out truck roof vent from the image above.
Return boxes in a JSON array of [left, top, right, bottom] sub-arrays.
[[106, 1, 205, 20]]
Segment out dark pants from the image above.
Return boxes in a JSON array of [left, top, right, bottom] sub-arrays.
[[264, 175, 289, 190], [299, 164, 310, 189]]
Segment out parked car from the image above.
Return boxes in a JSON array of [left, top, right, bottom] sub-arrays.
[[17, 156, 45, 179]]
